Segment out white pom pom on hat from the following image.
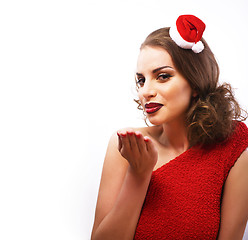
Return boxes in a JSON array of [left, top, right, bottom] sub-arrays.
[[169, 15, 206, 53]]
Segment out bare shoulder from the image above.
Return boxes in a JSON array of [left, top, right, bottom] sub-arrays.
[[236, 147, 248, 165], [99, 130, 129, 184], [218, 148, 248, 239], [228, 147, 248, 179]]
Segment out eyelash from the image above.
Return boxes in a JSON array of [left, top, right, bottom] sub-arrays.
[[157, 73, 172, 81], [136, 78, 145, 87], [136, 73, 172, 87]]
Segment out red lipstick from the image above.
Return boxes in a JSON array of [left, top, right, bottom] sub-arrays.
[[145, 102, 163, 114]]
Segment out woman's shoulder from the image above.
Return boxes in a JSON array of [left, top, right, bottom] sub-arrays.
[[218, 147, 248, 238]]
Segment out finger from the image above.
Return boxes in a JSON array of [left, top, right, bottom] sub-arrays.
[[134, 131, 147, 154], [126, 130, 137, 151], [119, 131, 131, 152], [144, 136, 156, 154], [117, 132, 122, 151]]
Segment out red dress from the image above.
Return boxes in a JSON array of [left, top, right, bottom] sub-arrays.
[[134, 121, 248, 240]]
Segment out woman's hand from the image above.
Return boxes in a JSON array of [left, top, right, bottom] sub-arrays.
[[117, 129, 158, 177]]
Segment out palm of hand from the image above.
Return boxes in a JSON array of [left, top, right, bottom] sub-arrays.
[[117, 130, 158, 175]]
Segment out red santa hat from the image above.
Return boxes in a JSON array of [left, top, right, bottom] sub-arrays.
[[169, 15, 206, 53]]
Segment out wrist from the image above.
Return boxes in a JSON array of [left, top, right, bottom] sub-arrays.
[[127, 165, 153, 182]]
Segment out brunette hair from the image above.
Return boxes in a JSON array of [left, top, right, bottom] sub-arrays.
[[136, 27, 247, 146]]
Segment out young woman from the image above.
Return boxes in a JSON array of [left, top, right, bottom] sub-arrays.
[[91, 15, 248, 240]]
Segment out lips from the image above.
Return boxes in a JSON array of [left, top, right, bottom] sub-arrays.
[[145, 102, 163, 114]]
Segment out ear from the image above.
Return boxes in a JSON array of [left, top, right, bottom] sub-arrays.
[[192, 90, 198, 97]]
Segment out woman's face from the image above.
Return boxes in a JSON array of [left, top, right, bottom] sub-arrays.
[[136, 46, 194, 126]]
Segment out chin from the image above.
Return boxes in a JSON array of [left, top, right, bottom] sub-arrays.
[[147, 116, 166, 126], [147, 114, 179, 126]]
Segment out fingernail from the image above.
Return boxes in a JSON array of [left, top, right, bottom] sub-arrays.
[[127, 131, 134, 136], [135, 133, 141, 138], [144, 137, 149, 142]]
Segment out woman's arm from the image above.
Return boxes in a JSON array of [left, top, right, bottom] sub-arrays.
[[218, 149, 248, 240], [91, 130, 157, 240]]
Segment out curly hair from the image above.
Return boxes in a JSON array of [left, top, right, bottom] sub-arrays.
[[135, 27, 247, 146]]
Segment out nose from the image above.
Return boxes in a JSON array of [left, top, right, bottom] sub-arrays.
[[140, 80, 157, 100]]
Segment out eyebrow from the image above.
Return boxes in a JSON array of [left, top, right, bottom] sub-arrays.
[[152, 66, 173, 73], [136, 66, 174, 76]]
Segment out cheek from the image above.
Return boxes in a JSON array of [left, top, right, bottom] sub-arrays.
[[165, 84, 192, 106], [137, 89, 144, 100], [137, 90, 144, 106], [179, 86, 192, 102]]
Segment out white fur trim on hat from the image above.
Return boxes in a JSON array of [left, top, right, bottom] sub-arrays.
[[191, 41, 204, 53], [169, 24, 204, 53]]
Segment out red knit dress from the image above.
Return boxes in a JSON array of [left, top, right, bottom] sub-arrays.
[[134, 121, 248, 240]]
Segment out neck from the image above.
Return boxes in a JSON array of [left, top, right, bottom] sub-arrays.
[[158, 118, 189, 153]]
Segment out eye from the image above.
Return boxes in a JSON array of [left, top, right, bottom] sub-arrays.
[[157, 73, 172, 81], [136, 77, 145, 87]]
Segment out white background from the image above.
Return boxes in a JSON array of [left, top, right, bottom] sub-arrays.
[[0, 0, 247, 239]]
